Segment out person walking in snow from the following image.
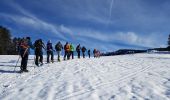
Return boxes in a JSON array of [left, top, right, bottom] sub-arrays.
[[46, 40, 54, 63], [93, 49, 97, 58], [55, 41, 63, 62], [70, 43, 74, 59], [64, 42, 70, 60], [19, 37, 34, 72], [96, 50, 101, 58], [82, 46, 87, 58], [76, 44, 81, 59], [88, 49, 90, 58], [34, 39, 45, 66]]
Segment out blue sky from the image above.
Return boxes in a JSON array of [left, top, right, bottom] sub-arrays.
[[0, 0, 170, 52]]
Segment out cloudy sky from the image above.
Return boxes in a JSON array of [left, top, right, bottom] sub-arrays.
[[0, 0, 169, 52]]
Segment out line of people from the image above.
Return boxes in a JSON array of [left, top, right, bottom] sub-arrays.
[[17, 37, 100, 72]]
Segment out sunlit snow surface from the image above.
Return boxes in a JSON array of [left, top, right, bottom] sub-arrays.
[[0, 54, 170, 100]]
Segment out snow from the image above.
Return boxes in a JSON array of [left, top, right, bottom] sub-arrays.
[[0, 54, 170, 100]]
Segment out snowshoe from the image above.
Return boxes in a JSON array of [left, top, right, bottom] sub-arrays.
[[19, 70, 24, 73], [58, 59, 61, 62], [23, 69, 29, 72], [40, 63, 43, 66], [35, 63, 39, 67]]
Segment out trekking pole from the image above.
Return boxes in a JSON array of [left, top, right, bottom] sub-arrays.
[[14, 56, 21, 72], [23, 48, 28, 58], [33, 56, 35, 69], [32, 55, 37, 74]]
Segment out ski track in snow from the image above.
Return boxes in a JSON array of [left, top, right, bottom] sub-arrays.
[[0, 54, 170, 100]]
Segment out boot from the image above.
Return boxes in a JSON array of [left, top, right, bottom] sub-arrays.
[[23, 69, 29, 72]]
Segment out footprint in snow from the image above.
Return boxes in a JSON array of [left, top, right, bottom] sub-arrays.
[[19, 88, 24, 92], [168, 79, 170, 81], [109, 95, 115, 100], [3, 84, 10, 88], [130, 96, 138, 100], [165, 89, 170, 98]]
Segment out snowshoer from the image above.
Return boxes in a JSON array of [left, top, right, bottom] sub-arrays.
[[19, 37, 34, 72], [70, 43, 74, 59], [64, 42, 70, 60], [96, 50, 101, 58], [34, 39, 45, 66], [88, 49, 90, 58], [93, 49, 97, 58], [82, 46, 87, 58], [76, 44, 81, 59], [46, 40, 54, 63], [55, 41, 63, 62]]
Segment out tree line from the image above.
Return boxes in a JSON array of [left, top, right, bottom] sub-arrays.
[[0, 26, 18, 55]]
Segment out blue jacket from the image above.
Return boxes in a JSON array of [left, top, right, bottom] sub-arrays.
[[27, 40, 34, 54]]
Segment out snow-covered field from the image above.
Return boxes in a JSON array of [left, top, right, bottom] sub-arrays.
[[0, 54, 170, 100]]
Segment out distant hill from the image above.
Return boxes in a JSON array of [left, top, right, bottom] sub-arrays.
[[101, 49, 147, 56], [148, 47, 169, 51], [101, 46, 170, 56]]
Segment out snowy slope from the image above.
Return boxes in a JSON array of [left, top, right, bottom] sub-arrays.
[[0, 54, 170, 100]]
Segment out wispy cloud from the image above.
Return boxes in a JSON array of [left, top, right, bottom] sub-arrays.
[[71, 27, 164, 49], [2, 1, 69, 40], [107, 0, 114, 26]]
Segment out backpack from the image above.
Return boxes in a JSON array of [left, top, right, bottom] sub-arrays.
[[76, 45, 81, 51], [34, 40, 39, 47], [70, 44, 74, 51], [55, 43, 62, 51], [19, 39, 29, 55], [47, 43, 53, 51], [82, 47, 86, 52], [64, 44, 70, 51], [34, 40, 43, 50], [88, 50, 90, 53]]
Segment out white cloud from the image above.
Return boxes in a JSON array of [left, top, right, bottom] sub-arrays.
[[115, 32, 139, 44], [0, 13, 67, 40], [59, 25, 73, 35], [71, 27, 163, 49]]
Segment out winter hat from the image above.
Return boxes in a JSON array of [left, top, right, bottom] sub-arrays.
[[48, 40, 51, 43], [26, 37, 30, 40]]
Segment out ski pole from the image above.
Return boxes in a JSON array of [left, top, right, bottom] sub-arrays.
[[33, 56, 36, 69], [14, 56, 21, 72]]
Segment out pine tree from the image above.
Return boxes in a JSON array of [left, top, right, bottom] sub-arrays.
[[0, 26, 10, 54], [167, 34, 170, 51], [168, 34, 170, 47], [0, 26, 17, 55]]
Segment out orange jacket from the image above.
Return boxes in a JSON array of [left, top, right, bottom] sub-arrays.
[[65, 44, 70, 51]]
